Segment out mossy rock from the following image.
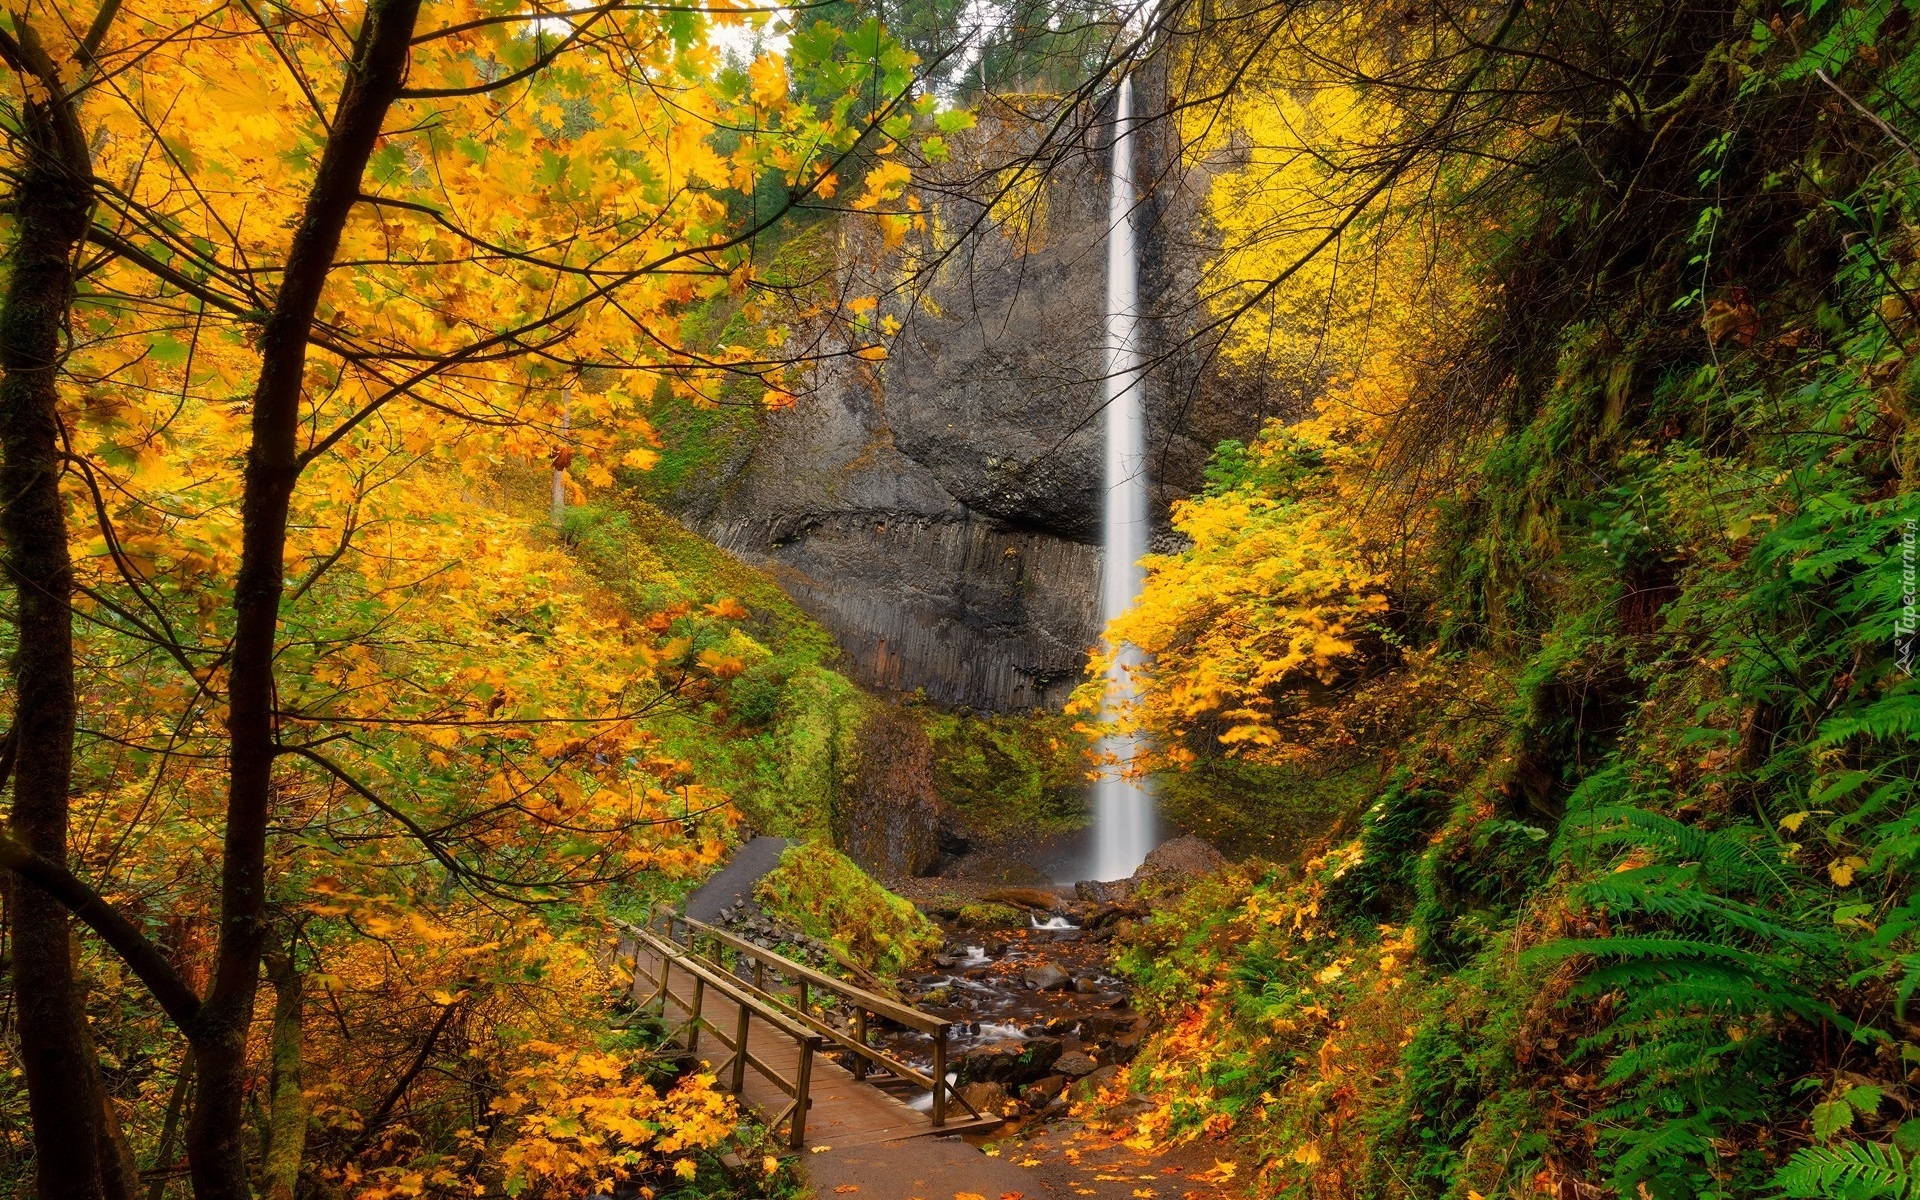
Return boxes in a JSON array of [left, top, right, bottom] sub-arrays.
[[754, 842, 941, 977], [954, 902, 1026, 930]]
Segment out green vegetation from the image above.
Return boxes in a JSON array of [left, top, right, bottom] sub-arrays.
[[1083, 4, 1920, 1198], [926, 707, 1090, 839], [954, 902, 1028, 930], [754, 842, 943, 976], [556, 493, 863, 839], [1151, 758, 1375, 862]]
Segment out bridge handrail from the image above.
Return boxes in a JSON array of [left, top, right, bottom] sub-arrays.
[[656, 908, 982, 1129], [675, 912, 950, 1035], [622, 923, 826, 1147], [629, 924, 822, 1043]]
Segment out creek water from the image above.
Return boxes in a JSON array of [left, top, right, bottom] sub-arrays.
[[848, 924, 1134, 1092], [1094, 75, 1155, 882]]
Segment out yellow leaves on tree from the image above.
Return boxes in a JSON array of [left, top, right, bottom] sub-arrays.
[[1073, 412, 1390, 765], [490, 1052, 738, 1197]]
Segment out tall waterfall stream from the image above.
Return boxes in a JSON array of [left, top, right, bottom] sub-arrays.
[[1093, 77, 1154, 882]]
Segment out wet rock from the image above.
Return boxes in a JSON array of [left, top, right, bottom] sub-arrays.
[[1074, 879, 1136, 903], [1074, 1063, 1122, 1099], [946, 852, 1054, 886], [957, 1036, 1063, 1085], [1084, 902, 1148, 930], [1108, 1029, 1144, 1064], [982, 886, 1071, 913], [1053, 1051, 1097, 1078], [1082, 1013, 1135, 1038], [1023, 1075, 1068, 1104], [1134, 835, 1227, 882], [1073, 976, 1101, 994], [1023, 963, 1071, 991], [958, 1081, 1013, 1120]]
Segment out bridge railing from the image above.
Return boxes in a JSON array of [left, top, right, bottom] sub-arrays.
[[658, 910, 984, 1130], [620, 922, 826, 1147]]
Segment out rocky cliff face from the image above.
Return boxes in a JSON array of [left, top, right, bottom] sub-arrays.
[[679, 95, 1288, 712]]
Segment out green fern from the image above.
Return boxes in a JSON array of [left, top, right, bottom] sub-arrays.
[[1772, 1142, 1913, 1199]]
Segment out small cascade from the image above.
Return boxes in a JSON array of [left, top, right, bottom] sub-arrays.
[[1093, 76, 1155, 883]]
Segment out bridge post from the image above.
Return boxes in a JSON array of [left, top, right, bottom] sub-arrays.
[[851, 1009, 868, 1080], [688, 974, 705, 1052], [731, 997, 749, 1093], [931, 1027, 947, 1127], [790, 1039, 814, 1149]]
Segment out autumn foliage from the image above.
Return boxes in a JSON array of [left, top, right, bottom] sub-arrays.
[[0, 0, 941, 1192]]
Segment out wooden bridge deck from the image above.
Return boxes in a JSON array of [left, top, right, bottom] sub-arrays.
[[630, 938, 998, 1149]]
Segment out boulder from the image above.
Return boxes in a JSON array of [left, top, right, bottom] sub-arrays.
[[1073, 1063, 1123, 1100], [1023, 963, 1071, 991], [1108, 1028, 1144, 1064], [1023, 1075, 1068, 1104], [1074, 879, 1136, 903], [1053, 1051, 1098, 1078], [957, 1036, 1063, 1085], [982, 886, 1071, 913], [958, 1081, 1013, 1120], [954, 901, 1026, 930], [1083, 901, 1148, 930], [1134, 836, 1227, 881], [1073, 975, 1101, 994]]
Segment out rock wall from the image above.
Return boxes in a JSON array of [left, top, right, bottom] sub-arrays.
[[834, 706, 943, 879], [681, 88, 1290, 712]]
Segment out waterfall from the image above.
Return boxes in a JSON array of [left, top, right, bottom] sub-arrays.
[[1093, 76, 1155, 882]]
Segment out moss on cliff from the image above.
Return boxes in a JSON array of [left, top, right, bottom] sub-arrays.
[[763, 666, 868, 840], [924, 707, 1089, 840], [623, 223, 838, 512]]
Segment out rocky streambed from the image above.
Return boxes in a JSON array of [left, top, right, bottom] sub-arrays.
[[702, 836, 1229, 1131], [882, 903, 1149, 1125]]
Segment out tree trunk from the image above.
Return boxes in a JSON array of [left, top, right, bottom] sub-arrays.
[[0, 17, 107, 1200], [76, 969, 145, 1200], [260, 952, 308, 1200], [184, 0, 421, 1194]]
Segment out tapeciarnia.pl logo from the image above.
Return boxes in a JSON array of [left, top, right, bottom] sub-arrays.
[[1900, 517, 1917, 677]]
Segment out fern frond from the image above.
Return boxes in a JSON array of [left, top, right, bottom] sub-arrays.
[[1771, 1141, 1911, 1198]]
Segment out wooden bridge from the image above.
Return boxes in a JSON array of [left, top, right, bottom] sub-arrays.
[[618, 913, 1000, 1149]]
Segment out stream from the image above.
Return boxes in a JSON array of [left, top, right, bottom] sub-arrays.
[[836, 914, 1140, 1115]]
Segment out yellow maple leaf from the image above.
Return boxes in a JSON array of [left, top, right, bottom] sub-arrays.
[[1830, 856, 1868, 886]]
